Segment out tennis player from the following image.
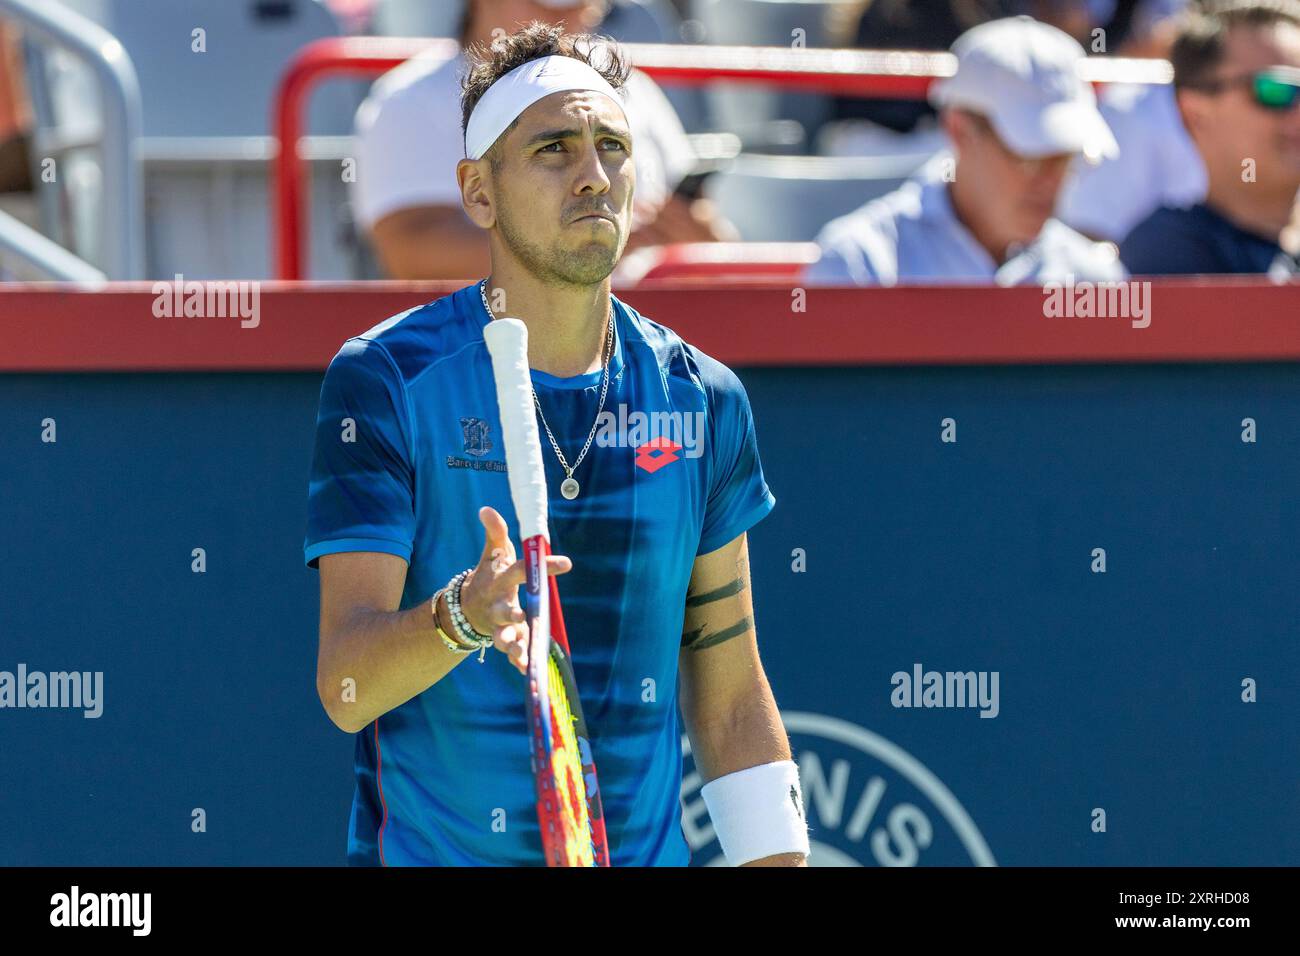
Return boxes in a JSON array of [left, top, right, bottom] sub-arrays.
[[305, 23, 808, 867]]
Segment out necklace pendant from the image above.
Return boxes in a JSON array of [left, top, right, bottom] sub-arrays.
[[560, 477, 580, 500]]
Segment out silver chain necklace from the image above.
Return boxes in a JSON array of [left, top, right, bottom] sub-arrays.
[[480, 279, 613, 500]]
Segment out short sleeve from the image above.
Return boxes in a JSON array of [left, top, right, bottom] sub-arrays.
[[351, 55, 466, 230], [304, 338, 417, 568], [695, 357, 776, 556]]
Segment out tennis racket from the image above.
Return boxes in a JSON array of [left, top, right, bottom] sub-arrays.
[[484, 316, 611, 868]]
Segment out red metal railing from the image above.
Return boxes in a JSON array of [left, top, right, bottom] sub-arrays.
[[5, 280, 1296, 372], [272, 38, 1172, 279]]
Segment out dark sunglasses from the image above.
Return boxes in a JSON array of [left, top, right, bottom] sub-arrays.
[[1191, 68, 1300, 110]]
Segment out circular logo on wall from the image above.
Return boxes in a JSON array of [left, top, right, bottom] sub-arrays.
[[680, 712, 997, 866]]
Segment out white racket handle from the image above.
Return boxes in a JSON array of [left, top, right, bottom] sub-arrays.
[[483, 317, 550, 543]]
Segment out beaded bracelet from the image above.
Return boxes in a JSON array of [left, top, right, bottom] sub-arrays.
[[430, 586, 475, 656], [445, 568, 494, 662]]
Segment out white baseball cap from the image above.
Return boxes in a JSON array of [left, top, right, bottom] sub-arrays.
[[929, 16, 1119, 163]]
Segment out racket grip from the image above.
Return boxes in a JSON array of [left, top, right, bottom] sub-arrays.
[[483, 317, 549, 543]]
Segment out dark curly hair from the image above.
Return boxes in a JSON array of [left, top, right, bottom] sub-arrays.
[[460, 22, 631, 166]]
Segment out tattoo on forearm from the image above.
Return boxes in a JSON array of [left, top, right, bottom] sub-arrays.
[[685, 577, 745, 607], [681, 614, 754, 651]]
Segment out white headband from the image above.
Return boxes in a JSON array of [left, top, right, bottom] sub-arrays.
[[464, 54, 626, 161]]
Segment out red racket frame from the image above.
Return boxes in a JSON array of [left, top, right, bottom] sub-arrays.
[[523, 534, 611, 867]]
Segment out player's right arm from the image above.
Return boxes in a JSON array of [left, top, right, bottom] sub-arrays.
[[315, 507, 569, 733], [316, 549, 461, 734], [306, 338, 566, 732]]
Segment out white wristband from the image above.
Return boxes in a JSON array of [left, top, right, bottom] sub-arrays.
[[700, 759, 810, 866]]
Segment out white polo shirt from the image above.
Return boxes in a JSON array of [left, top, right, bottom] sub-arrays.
[[803, 157, 1126, 286], [351, 48, 694, 232]]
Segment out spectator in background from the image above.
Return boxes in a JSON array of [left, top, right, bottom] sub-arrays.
[[352, 0, 727, 280], [1026, 0, 1103, 44], [1057, 0, 1206, 242], [1112, 0, 1194, 55], [1023, 0, 1184, 49], [830, 0, 1019, 135], [829, 1, 1186, 140], [805, 17, 1123, 286], [0, 20, 31, 197], [1121, 0, 1300, 274]]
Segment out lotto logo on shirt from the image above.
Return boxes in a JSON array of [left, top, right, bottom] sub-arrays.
[[593, 404, 705, 471], [634, 436, 682, 473]]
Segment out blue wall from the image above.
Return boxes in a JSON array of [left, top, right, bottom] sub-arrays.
[[1, 365, 1297, 865]]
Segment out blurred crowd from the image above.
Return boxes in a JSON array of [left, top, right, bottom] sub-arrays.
[[809, 0, 1300, 284], [2, 0, 1300, 283]]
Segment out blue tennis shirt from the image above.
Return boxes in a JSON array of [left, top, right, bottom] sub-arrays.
[[303, 281, 775, 866]]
